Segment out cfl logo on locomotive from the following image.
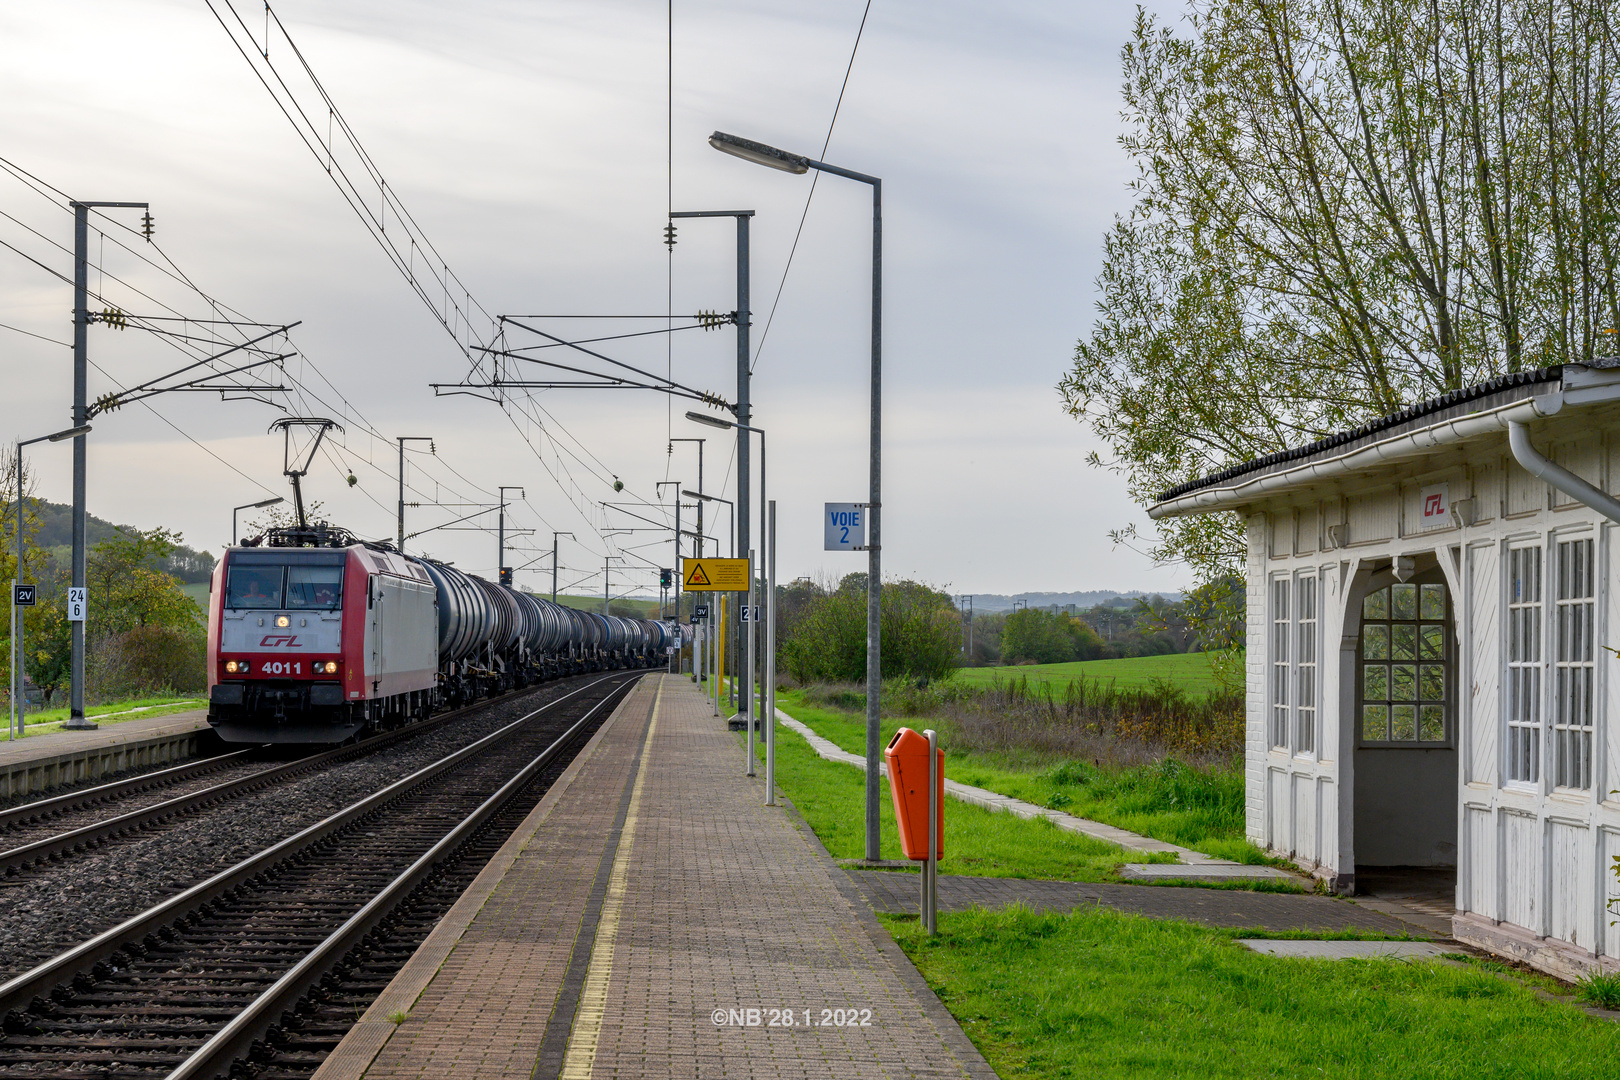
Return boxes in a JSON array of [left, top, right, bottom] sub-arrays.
[[258, 635, 303, 648]]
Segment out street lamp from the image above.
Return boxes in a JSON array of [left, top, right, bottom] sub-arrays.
[[13, 423, 91, 739], [686, 410, 773, 796], [681, 490, 734, 557], [232, 497, 284, 546], [711, 130, 884, 855]]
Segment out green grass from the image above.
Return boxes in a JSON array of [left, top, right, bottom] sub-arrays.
[[769, 722, 1174, 882], [952, 652, 1224, 697], [776, 690, 1273, 866], [15, 695, 205, 737], [886, 905, 1620, 1079]]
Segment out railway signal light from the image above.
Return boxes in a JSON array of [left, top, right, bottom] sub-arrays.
[[660, 568, 673, 590], [500, 567, 513, 586]]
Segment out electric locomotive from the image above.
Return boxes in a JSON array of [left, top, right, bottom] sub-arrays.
[[206, 523, 670, 744]]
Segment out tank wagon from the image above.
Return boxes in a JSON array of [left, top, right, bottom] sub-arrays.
[[206, 525, 669, 743]]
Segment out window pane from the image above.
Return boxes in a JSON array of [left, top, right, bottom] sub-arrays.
[[1364, 665, 1389, 700], [1419, 664, 1445, 701], [1421, 583, 1446, 619], [226, 566, 283, 609], [1392, 624, 1417, 661], [1363, 705, 1389, 741], [1392, 704, 1417, 740], [1391, 664, 1416, 701], [1420, 624, 1444, 660], [285, 566, 343, 610], [1363, 625, 1389, 660], [1364, 588, 1389, 620], [1420, 705, 1445, 742], [1392, 583, 1418, 620]]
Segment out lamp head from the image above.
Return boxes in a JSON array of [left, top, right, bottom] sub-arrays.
[[254, 497, 286, 509], [47, 425, 92, 443], [685, 410, 734, 431], [709, 131, 810, 174]]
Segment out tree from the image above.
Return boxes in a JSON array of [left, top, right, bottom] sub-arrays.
[[779, 578, 960, 684], [1062, 0, 1620, 581]]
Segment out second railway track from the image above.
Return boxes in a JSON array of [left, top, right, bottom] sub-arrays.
[[0, 670, 643, 1080]]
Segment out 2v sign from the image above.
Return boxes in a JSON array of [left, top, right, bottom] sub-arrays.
[[11, 584, 35, 607]]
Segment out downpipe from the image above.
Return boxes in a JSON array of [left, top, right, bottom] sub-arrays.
[[1506, 420, 1620, 525]]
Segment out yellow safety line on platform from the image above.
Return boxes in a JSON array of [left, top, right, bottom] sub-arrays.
[[559, 677, 662, 1080]]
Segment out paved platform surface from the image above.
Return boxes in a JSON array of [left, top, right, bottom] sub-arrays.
[[847, 870, 1435, 937], [0, 707, 211, 768], [315, 674, 995, 1080]]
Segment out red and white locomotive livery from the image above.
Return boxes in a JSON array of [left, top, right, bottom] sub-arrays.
[[206, 525, 669, 744]]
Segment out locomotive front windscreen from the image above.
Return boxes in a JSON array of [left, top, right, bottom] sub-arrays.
[[226, 565, 283, 609], [225, 552, 346, 611]]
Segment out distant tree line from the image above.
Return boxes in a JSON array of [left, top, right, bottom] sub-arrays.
[[776, 573, 959, 684], [963, 594, 1213, 666]]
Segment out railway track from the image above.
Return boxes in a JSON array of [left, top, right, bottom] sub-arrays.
[[0, 673, 612, 879], [0, 670, 641, 1079]]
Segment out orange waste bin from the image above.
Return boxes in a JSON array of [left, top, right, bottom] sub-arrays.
[[885, 727, 944, 861]]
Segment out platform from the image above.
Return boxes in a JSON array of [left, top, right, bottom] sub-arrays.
[[0, 708, 215, 798], [314, 673, 996, 1080]]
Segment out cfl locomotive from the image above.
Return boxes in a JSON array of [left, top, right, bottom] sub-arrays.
[[206, 524, 669, 744]]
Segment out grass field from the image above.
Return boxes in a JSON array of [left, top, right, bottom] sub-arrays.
[[15, 695, 205, 737], [953, 652, 1225, 697], [766, 720, 1175, 882], [887, 905, 1617, 1079], [776, 689, 1267, 865]]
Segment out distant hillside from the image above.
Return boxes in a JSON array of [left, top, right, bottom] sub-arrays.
[[962, 590, 1182, 613], [27, 500, 215, 584]]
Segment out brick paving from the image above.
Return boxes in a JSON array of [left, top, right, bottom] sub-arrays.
[[317, 675, 993, 1080], [848, 869, 1436, 936]]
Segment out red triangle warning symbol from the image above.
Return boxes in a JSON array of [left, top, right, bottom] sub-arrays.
[[685, 563, 711, 587]]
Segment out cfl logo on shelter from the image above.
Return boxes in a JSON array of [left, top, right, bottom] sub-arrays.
[[1418, 483, 1450, 529], [258, 635, 304, 648]]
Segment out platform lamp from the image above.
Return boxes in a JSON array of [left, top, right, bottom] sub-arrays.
[[13, 424, 91, 740], [709, 130, 884, 854], [232, 497, 284, 546]]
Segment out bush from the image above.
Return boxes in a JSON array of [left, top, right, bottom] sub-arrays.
[[87, 625, 206, 701], [780, 578, 960, 684]]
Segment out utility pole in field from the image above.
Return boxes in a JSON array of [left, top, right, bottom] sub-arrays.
[[496, 486, 523, 584], [396, 436, 434, 553]]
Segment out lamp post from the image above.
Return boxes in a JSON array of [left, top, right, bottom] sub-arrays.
[[232, 497, 284, 546], [687, 411, 770, 789], [710, 130, 883, 856], [396, 436, 434, 553], [13, 424, 90, 739], [681, 490, 734, 557]]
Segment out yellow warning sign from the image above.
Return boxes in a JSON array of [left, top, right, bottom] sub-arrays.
[[682, 557, 750, 592]]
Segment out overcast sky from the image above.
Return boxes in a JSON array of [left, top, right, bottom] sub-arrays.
[[0, 0, 1189, 599]]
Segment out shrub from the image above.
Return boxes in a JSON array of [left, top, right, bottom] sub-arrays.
[[87, 625, 205, 701]]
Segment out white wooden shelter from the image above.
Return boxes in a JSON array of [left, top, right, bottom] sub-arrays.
[[1150, 362, 1620, 979]]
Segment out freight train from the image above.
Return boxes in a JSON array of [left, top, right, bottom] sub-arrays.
[[206, 524, 670, 743]]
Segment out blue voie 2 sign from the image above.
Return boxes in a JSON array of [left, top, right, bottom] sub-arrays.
[[824, 503, 867, 551]]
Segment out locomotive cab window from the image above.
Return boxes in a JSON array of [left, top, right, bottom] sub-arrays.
[[226, 566, 283, 609], [286, 566, 343, 610]]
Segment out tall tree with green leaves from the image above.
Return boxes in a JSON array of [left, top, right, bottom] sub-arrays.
[[1064, 0, 1620, 580]]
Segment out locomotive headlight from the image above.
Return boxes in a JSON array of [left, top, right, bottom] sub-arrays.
[[275, 615, 290, 628], [321, 661, 338, 674], [225, 660, 250, 674]]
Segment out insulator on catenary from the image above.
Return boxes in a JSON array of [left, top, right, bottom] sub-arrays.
[[141, 211, 155, 241], [664, 222, 677, 250]]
